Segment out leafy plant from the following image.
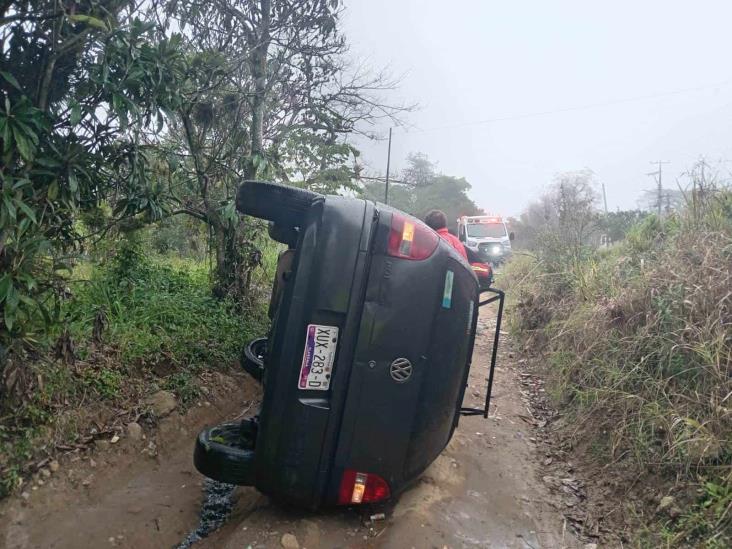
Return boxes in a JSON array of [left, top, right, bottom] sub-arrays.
[[0, 5, 186, 360], [80, 367, 123, 400], [0, 251, 270, 497], [503, 172, 732, 544]]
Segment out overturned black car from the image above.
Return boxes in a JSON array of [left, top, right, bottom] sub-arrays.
[[194, 181, 504, 510]]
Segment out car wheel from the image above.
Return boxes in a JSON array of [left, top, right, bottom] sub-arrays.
[[241, 337, 267, 382], [236, 180, 320, 226], [194, 419, 258, 485]]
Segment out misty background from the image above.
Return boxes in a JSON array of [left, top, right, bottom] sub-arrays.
[[342, 0, 732, 216]]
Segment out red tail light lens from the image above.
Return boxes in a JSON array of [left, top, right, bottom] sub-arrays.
[[387, 212, 439, 260], [471, 262, 491, 275], [337, 469, 391, 505]]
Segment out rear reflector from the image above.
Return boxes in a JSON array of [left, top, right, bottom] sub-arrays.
[[387, 212, 439, 260], [337, 469, 391, 505]]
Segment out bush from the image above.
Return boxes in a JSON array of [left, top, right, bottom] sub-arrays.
[[0, 241, 270, 497], [503, 189, 732, 545], [67, 243, 268, 369]]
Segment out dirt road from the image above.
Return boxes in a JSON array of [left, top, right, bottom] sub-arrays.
[[1, 312, 580, 549]]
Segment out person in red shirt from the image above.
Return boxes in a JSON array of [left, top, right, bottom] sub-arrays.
[[424, 210, 468, 260]]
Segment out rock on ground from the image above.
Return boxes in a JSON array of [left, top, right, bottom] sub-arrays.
[[656, 495, 675, 513], [126, 422, 143, 440], [146, 391, 177, 417], [281, 533, 299, 548]]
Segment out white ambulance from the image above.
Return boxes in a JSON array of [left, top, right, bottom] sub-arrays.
[[457, 215, 514, 265]]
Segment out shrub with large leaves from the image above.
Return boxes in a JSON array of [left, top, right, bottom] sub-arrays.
[[0, 5, 184, 355]]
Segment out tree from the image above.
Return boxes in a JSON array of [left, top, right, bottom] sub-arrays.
[[167, 0, 404, 188], [599, 210, 649, 244], [402, 152, 436, 187], [637, 159, 723, 222], [637, 188, 684, 215], [411, 175, 483, 232], [508, 194, 558, 251], [552, 169, 600, 254], [362, 177, 415, 209], [362, 152, 482, 231], [0, 0, 409, 356], [510, 169, 601, 267], [1, 2, 184, 351], [132, 0, 407, 296]]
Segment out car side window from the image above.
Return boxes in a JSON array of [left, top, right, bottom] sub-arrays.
[[458, 225, 465, 241]]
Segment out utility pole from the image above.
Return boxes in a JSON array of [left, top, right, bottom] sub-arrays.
[[647, 160, 670, 217], [601, 182, 608, 214], [384, 127, 392, 205]]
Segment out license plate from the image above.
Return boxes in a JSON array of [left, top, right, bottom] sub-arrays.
[[298, 324, 339, 390]]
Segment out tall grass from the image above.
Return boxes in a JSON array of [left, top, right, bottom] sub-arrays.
[[66, 243, 269, 369], [503, 189, 732, 546], [0, 241, 273, 497]]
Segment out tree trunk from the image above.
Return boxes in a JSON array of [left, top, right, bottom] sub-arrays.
[[244, 0, 271, 180], [214, 226, 228, 286], [210, 220, 257, 303]]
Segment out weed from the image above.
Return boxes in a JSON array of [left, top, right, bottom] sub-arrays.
[[503, 186, 732, 544], [164, 371, 201, 404], [664, 477, 732, 548], [0, 424, 39, 497], [0, 243, 271, 498], [80, 367, 123, 400], [66, 247, 269, 371]]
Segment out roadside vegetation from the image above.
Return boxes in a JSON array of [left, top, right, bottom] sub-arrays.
[[0, 1, 407, 498], [362, 152, 484, 232], [1, 0, 481, 501], [504, 163, 731, 546], [0, 228, 274, 497]]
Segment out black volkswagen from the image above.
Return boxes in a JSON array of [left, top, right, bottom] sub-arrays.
[[194, 181, 503, 510]]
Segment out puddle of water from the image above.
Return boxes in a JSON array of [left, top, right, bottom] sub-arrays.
[[177, 479, 237, 548]]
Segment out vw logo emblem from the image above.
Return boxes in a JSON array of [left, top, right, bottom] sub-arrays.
[[390, 358, 413, 383]]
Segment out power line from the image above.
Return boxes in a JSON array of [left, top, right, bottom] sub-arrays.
[[359, 175, 407, 185], [393, 80, 732, 135]]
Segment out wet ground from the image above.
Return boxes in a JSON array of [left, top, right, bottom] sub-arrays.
[[0, 310, 580, 548]]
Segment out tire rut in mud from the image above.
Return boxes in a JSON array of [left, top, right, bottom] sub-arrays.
[[176, 480, 237, 548]]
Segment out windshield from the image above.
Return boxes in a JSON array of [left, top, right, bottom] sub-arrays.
[[466, 223, 506, 238]]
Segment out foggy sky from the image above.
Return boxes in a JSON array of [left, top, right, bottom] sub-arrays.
[[342, 0, 732, 216]]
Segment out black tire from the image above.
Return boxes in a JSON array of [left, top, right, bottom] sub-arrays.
[[479, 274, 493, 290], [240, 337, 267, 382], [194, 419, 258, 485], [236, 180, 320, 226], [268, 222, 299, 247]]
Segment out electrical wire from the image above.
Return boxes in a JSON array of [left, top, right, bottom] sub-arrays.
[[395, 79, 732, 134]]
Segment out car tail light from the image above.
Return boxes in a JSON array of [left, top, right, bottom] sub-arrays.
[[337, 469, 391, 505], [387, 212, 439, 260], [471, 262, 491, 275]]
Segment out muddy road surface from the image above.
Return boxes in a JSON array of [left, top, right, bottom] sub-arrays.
[[1, 311, 579, 548]]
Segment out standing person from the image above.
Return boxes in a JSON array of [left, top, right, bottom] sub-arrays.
[[424, 210, 468, 260]]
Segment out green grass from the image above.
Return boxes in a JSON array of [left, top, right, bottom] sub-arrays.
[[0, 243, 271, 497], [674, 479, 732, 548], [66, 244, 269, 369], [79, 367, 124, 400], [502, 191, 732, 545]]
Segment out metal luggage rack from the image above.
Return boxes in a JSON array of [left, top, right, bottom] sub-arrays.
[[460, 287, 505, 419]]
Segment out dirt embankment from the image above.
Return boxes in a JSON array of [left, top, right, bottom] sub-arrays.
[[1, 311, 598, 549], [0, 372, 258, 549]]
